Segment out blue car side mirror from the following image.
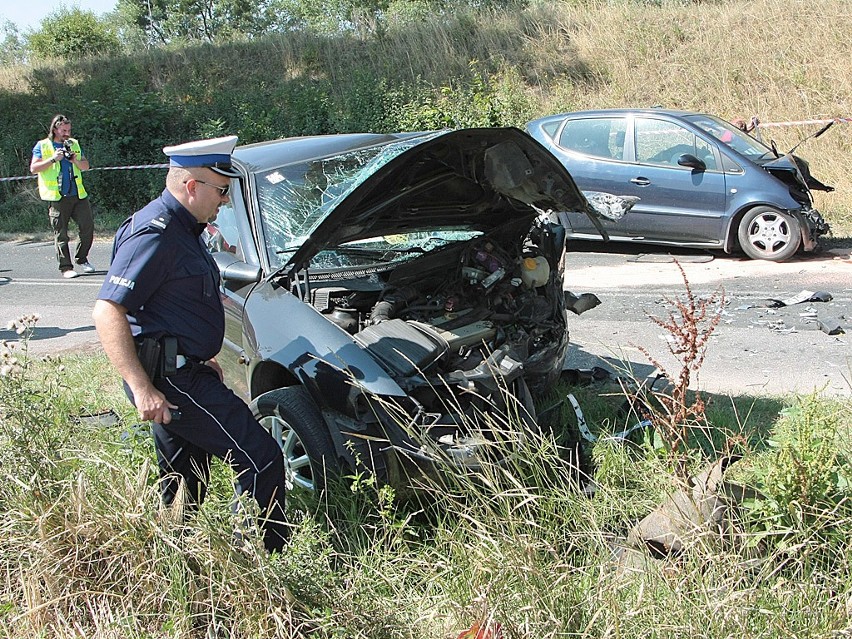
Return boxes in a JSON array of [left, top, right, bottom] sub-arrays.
[[677, 153, 706, 171]]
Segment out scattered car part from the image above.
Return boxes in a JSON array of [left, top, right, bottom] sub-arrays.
[[818, 318, 845, 335], [564, 291, 601, 315], [626, 455, 745, 557], [766, 289, 834, 307], [566, 392, 652, 444]]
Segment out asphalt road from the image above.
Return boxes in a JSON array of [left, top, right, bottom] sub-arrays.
[[1, 238, 850, 396]]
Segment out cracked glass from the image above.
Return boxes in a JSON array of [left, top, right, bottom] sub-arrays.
[[256, 131, 479, 271]]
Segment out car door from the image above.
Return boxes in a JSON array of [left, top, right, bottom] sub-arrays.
[[547, 116, 631, 235], [205, 179, 261, 399], [614, 116, 728, 244]]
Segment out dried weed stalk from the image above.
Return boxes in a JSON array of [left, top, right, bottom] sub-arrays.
[[634, 260, 724, 475]]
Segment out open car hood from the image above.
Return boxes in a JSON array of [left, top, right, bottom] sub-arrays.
[[283, 127, 589, 274]]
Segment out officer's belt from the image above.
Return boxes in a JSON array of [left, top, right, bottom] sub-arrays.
[[175, 355, 204, 368], [136, 336, 202, 380]]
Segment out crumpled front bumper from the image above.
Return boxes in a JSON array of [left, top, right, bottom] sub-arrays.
[[796, 207, 831, 252]]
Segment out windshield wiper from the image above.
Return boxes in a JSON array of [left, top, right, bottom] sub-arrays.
[[337, 245, 427, 256]]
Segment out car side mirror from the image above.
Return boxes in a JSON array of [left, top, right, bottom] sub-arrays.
[[213, 251, 261, 285], [677, 153, 706, 171]]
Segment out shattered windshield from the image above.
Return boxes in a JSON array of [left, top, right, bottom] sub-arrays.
[[686, 114, 772, 160], [255, 131, 479, 270]]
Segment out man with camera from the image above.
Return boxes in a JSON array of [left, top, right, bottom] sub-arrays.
[[30, 114, 96, 279]]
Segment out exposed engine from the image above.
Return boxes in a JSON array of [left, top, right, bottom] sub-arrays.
[[304, 217, 569, 410]]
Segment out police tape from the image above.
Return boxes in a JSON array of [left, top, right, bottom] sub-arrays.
[[2, 118, 849, 183], [0, 163, 169, 183], [756, 116, 852, 128]]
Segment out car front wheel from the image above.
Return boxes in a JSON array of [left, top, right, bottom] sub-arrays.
[[251, 386, 338, 495], [737, 206, 801, 261]]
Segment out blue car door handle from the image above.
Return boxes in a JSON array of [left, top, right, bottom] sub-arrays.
[[630, 177, 651, 186]]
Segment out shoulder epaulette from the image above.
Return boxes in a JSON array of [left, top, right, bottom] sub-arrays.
[[147, 212, 173, 233]]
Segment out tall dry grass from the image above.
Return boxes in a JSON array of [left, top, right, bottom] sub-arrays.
[[2, 0, 850, 233], [3, 348, 852, 638]]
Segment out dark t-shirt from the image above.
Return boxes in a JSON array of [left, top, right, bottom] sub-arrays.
[[98, 189, 225, 360]]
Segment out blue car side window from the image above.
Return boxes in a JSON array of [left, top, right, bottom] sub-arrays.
[[695, 137, 718, 170], [636, 118, 701, 167], [558, 118, 627, 160]]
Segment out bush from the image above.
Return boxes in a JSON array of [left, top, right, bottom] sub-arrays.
[[742, 395, 852, 546], [27, 7, 121, 60]]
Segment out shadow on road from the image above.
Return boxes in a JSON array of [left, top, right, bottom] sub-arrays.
[[0, 325, 95, 342], [564, 341, 658, 382]]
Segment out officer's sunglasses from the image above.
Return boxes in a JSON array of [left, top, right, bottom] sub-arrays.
[[191, 179, 231, 197]]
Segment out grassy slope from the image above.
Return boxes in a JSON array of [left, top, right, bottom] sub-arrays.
[[1, 0, 851, 235]]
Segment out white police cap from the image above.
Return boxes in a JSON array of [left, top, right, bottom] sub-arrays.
[[162, 135, 240, 177]]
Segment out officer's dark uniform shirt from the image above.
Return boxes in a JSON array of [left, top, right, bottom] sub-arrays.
[[97, 189, 224, 361]]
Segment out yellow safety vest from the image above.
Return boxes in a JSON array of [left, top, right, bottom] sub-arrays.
[[37, 138, 88, 201]]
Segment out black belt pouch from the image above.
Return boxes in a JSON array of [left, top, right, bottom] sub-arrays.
[[160, 336, 178, 378], [136, 338, 161, 381]]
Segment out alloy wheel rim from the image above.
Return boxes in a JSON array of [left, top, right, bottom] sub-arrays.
[[260, 415, 315, 492], [747, 213, 790, 255]]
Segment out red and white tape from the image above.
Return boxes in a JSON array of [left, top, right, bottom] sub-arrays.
[[2, 118, 848, 183], [756, 116, 852, 128], [0, 163, 169, 183]]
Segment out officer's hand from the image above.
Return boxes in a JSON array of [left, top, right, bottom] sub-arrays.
[[133, 385, 179, 424]]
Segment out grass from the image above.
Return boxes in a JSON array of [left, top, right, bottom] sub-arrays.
[[2, 0, 852, 236], [2, 317, 852, 638]]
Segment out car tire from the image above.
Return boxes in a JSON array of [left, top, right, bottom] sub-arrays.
[[737, 206, 801, 261], [251, 386, 339, 495]]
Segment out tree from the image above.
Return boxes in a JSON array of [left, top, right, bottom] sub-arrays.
[[114, 0, 283, 46], [0, 20, 27, 65], [27, 8, 122, 60]]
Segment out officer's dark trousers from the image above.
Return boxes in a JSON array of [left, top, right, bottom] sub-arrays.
[[142, 361, 288, 552]]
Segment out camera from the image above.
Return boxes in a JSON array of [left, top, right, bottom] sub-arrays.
[[62, 139, 74, 159]]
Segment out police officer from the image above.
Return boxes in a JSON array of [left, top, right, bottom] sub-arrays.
[[92, 136, 288, 552]]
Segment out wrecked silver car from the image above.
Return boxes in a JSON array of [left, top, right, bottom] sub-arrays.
[[206, 128, 595, 492]]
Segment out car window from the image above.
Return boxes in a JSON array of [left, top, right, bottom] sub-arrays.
[[635, 118, 708, 168], [541, 121, 560, 141], [307, 230, 482, 270], [203, 180, 246, 260], [557, 118, 627, 160], [685, 114, 773, 161], [694, 137, 718, 170], [255, 132, 447, 270]]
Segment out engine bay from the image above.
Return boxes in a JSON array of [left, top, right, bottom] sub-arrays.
[[302, 218, 569, 395]]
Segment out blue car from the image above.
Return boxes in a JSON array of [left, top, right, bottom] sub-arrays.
[[526, 108, 832, 261]]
